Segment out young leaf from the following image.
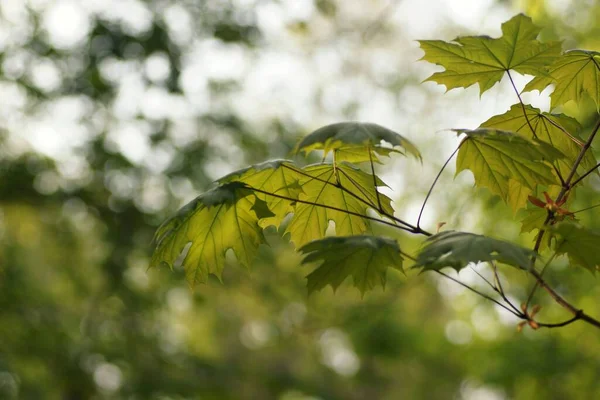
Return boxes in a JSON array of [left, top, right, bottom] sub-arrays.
[[552, 222, 600, 273], [151, 182, 266, 287], [523, 50, 600, 110], [218, 159, 305, 229], [480, 104, 596, 179], [414, 231, 535, 272], [285, 163, 394, 247], [299, 235, 404, 296], [295, 122, 421, 160], [520, 206, 548, 234], [455, 128, 565, 212], [419, 14, 561, 95]]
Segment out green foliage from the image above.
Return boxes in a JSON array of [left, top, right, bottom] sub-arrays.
[[151, 182, 266, 286], [414, 231, 535, 272], [480, 104, 596, 179], [151, 13, 600, 332], [455, 128, 565, 212], [295, 122, 421, 161], [523, 50, 600, 110], [419, 14, 561, 94], [299, 236, 404, 296], [552, 222, 600, 273], [284, 163, 393, 246]]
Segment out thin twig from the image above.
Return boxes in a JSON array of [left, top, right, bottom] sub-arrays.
[[524, 252, 557, 311], [249, 186, 418, 233], [368, 146, 383, 211], [507, 70, 537, 139], [491, 261, 522, 315], [572, 202, 600, 215], [569, 161, 600, 189], [435, 270, 521, 316], [417, 144, 461, 229]]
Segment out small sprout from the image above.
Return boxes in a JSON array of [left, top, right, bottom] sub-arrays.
[[436, 222, 446, 233]]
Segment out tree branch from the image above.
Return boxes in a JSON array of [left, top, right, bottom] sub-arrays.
[[527, 116, 600, 329]]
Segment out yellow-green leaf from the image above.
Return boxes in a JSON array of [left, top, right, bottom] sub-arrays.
[[480, 104, 596, 180], [419, 14, 561, 95], [299, 235, 404, 296], [414, 231, 535, 272], [218, 159, 304, 229], [523, 50, 600, 110], [285, 163, 394, 247], [295, 122, 421, 160], [455, 128, 565, 210], [552, 221, 600, 273], [151, 182, 266, 287]]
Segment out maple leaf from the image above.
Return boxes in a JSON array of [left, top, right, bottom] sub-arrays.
[[480, 104, 596, 181], [285, 163, 394, 247], [218, 159, 305, 230], [552, 222, 600, 274], [299, 235, 404, 296], [151, 182, 267, 287], [419, 14, 561, 95], [455, 128, 565, 212], [414, 231, 535, 272], [295, 122, 421, 161], [523, 50, 600, 110]]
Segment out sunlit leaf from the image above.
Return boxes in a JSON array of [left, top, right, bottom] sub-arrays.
[[218, 159, 305, 229], [285, 163, 394, 247], [523, 50, 600, 110], [552, 222, 600, 273], [455, 128, 565, 211], [414, 231, 535, 272], [295, 122, 421, 160], [299, 235, 404, 296], [419, 14, 561, 95], [480, 104, 596, 179], [520, 206, 548, 234], [151, 182, 266, 286], [334, 145, 400, 164]]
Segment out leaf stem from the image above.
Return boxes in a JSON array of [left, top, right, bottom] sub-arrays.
[[507, 70, 537, 139], [248, 186, 420, 234], [435, 270, 521, 317], [417, 143, 461, 229], [368, 146, 383, 211], [568, 161, 600, 189]]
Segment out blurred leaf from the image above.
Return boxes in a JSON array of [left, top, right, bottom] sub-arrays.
[[523, 50, 600, 110], [419, 14, 561, 95], [552, 221, 600, 273], [414, 231, 535, 272], [295, 122, 421, 160], [455, 128, 565, 211], [299, 235, 403, 296], [520, 206, 549, 233], [151, 182, 266, 286], [285, 163, 393, 247]]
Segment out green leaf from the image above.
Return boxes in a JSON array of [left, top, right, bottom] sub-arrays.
[[455, 128, 565, 212], [285, 163, 394, 247], [520, 206, 548, 234], [295, 122, 421, 160], [299, 235, 404, 296], [419, 14, 561, 95], [414, 231, 535, 272], [333, 146, 400, 164], [523, 50, 600, 110], [552, 222, 600, 273], [218, 159, 305, 229], [151, 182, 266, 287], [480, 103, 596, 179]]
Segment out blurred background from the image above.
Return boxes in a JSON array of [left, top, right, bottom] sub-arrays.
[[1, 0, 600, 399]]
